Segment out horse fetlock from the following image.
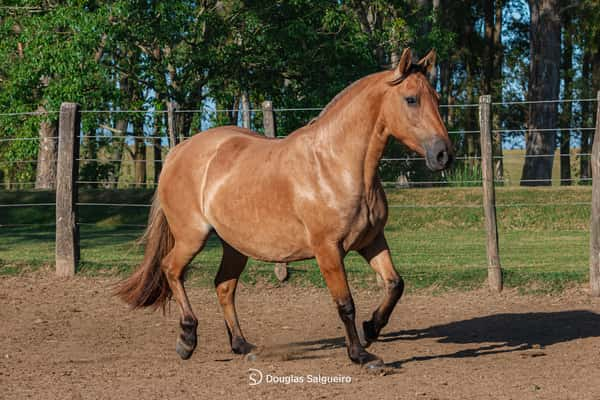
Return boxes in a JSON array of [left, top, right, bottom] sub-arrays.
[[180, 317, 198, 333]]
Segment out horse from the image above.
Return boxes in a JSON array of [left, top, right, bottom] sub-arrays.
[[117, 48, 453, 369]]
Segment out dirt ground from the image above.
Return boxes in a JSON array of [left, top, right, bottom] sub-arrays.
[[2, 272, 600, 400]]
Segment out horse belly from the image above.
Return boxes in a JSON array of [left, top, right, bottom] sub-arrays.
[[210, 215, 313, 262], [204, 170, 313, 262]]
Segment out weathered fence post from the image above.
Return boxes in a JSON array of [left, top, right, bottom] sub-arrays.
[[479, 95, 502, 292], [241, 92, 251, 129], [167, 101, 178, 148], [55, 103, 80, 277], [590, 90, 600, 296], [262, 100, 288, 282], [262, 100, 276, 138]]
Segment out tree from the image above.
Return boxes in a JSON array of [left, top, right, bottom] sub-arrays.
[[521, 0, 561, 186], [560, 7, 573, 185], [0, 1, 114, 188]]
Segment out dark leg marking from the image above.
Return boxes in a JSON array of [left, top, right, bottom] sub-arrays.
[[176, 317, 198, 360]]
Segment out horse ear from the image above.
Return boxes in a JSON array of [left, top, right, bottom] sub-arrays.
[[418, 49, 437, 82], [391, 48, 412, 82]]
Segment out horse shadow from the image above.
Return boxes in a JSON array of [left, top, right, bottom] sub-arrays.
[[288, 310, 600, 368]]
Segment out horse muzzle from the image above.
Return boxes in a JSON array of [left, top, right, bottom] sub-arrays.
[[424, 139, 454, 171]]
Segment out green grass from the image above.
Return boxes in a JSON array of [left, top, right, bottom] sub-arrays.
[[0, 186, 591, 293]]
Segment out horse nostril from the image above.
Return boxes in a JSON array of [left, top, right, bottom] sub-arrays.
[[437, 150, 448, 166]]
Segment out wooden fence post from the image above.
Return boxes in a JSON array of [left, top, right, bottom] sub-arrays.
[[55, 103, 80, 277], [590, 90, 600, 296], [262, 100, 276, 138], [261, 100, 288, 282], [167, 101, 178, 148], [479, 95, 502, 292]]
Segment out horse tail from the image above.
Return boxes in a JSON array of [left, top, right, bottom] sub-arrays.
[[115, 194, 173, 310]]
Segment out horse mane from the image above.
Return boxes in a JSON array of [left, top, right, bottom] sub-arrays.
[[308, 77, 368, 125], [308, 64, 428, 125]]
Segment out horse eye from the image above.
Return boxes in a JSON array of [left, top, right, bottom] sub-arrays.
[[406, 96, 418, 105]]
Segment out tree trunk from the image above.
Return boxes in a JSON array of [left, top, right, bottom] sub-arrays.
[[482, 0, 494, 96], [592, 30, 600, 181], [81, 128, 98, 188], [110, 119, 128, 188], [35, 106, 58, 190], [492, 0, 504, 181], [581, 47, 592, 183], [241, 91, 251, 129], [229, 97, 239, 126], [521, 0, 560, 186], [133, 118, 146, 188], [560, 12, 573, 185], [179, 113, 193, 139], [153, 113, 163, 185], [111, 75, 131, 188]]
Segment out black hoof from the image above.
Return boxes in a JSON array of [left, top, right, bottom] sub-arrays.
[[176, 337, 196, 360], [349, 348, 382, 366], [362, 320, 379, 347], [232, 336, 256, 355]]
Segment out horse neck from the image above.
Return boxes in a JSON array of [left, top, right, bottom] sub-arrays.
[[311, 80, 389, 192]]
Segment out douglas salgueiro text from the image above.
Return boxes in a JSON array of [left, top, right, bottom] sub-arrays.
[[252, 372, 352, 385]]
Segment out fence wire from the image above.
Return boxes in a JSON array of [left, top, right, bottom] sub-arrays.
[[0, 97, 596, 282]]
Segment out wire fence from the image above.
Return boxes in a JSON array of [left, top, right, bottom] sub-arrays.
[[0, 97, 597, 284]]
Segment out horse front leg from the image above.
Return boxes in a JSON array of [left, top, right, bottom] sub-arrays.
[[358, 232, 404, 347], [314, 242, 383, 369]]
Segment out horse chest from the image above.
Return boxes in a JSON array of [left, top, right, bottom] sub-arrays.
[[342, 190, 388, 251]]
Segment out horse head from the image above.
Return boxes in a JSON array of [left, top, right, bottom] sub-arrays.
[[381, 48, 454, 171]]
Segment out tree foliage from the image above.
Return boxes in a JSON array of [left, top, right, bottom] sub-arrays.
[[0, 0, 599, 187]]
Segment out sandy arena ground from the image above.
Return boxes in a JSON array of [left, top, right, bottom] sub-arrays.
[[2, 272, 600, 399]]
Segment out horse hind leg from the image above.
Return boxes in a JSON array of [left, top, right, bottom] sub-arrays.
[[214, 240, 255, 355], [162, 228, 211, 360]]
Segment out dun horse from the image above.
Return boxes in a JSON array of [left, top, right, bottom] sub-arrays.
[[117, 48, 453, 369]]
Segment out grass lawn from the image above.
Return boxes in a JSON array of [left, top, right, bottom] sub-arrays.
[[0, 186, 591, 292]]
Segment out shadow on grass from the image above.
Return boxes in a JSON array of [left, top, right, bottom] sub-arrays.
[[284, 310, 600, 367]]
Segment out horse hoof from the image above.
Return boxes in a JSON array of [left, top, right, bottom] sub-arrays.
[[363, 358, 384, 371], [350, 348, 381, 367], [176, 338, 195, 360], [232, 337, 256, 355]]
